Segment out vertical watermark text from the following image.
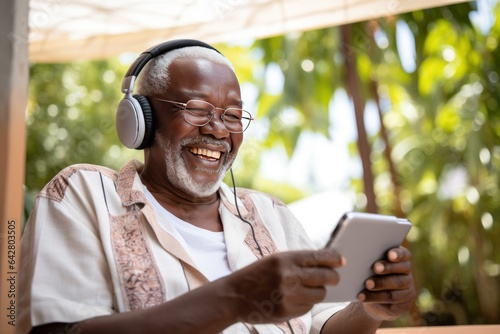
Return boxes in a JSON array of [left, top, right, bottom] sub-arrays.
[[5, 219, 17, 327]]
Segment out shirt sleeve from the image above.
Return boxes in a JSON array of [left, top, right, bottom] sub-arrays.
[[18, 183, 116, 333], [310, 302, 350, 334]]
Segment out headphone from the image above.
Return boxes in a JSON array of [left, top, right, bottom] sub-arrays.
[[116, 39, 222, 150]]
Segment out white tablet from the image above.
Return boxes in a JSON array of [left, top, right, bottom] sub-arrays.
[[323, 212, 412, 302]]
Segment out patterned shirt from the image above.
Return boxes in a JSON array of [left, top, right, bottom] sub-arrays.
[[18, 160, 347, 334]]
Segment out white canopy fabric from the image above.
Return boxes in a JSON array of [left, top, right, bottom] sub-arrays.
[[29, 0, 471, 63]]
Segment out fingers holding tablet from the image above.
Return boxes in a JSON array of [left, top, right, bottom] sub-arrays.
[[357, 269, 416, 322], [364, 246, 414, 292], [356, 245, 416, 321], [372, 247, 413, 275]]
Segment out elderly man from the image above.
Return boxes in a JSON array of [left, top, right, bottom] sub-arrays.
[[19, 40, 415, 334]]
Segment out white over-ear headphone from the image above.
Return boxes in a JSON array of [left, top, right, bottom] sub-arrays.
[[116, 39, 221, 149]]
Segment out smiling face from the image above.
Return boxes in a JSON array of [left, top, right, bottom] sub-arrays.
[[146, 57, 243, 198]]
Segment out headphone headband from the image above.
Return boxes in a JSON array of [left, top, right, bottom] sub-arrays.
[[124, 39, 221, 79], [116, 39, 222, 149], [121, 39, 221, 94]]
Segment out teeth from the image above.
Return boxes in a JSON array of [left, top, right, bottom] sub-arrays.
[[189, 147, 221, 159]]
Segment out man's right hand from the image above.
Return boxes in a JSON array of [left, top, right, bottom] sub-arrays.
[[224, 249, 345, 324]]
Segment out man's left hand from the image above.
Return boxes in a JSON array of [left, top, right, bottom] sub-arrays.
[[357, 246, 416, 321]]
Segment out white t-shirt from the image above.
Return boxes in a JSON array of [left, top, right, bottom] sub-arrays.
[[144, 186, 232, 281]]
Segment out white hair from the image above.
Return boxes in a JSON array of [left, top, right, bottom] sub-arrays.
[[135, 46, 235, 96]]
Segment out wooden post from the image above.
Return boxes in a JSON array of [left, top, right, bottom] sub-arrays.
[[0, 0, 29, 333]]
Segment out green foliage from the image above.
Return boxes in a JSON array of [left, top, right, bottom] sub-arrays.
[[254, 29, 341, 156], [366, 2, 500, 326], [253, 1, 500, 326], [26, 59, 142, 194]]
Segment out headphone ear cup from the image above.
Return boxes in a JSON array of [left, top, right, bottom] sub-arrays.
[[116, 94, 146, 149], [134, 94, 155, 149]]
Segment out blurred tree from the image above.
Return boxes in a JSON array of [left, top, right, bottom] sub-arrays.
[[252, 0, 500, 326], [26, 59, 140, 192], [392, 3, 500, 324]]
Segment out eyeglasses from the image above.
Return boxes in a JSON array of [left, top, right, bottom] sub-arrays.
[[150, 98, 254, 133]]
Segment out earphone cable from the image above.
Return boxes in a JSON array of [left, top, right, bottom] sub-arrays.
[[229, 168, 264, 257], [229, 169, 295, 334]]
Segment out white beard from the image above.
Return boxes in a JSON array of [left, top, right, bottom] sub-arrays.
[[156, 132, 235, 197]]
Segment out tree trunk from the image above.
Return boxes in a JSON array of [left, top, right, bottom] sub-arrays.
[[369, 78, 403, 216], [340, 24, 377, 214]]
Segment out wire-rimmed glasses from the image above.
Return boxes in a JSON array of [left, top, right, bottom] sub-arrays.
[[150, 98, 254, 133]]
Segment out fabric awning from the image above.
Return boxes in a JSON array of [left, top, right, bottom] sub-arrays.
[[28, 0, 471, 63]]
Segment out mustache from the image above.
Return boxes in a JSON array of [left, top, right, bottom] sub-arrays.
[[180, 136, 231, 154], [181, 136, 236, 172]]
